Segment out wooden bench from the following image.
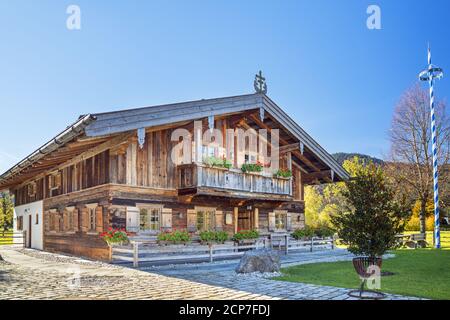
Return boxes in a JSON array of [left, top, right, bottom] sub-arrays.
[[396, 233, 428, 249]]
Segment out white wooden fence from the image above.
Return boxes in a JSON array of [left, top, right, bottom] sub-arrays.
[[0, 231, 26, 247], [111, 236, 335, 267], [268, 234, 335, 254], [112, 241, 267, 267]]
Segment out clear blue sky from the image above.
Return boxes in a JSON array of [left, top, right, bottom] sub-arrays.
[[0, 0, 449, 173]]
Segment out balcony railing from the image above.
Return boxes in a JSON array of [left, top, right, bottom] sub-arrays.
[[177, 164, 292, 196]]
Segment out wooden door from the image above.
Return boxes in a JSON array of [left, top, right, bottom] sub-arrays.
[[28, 215, 32, 248], [238, 209, 252, 231]]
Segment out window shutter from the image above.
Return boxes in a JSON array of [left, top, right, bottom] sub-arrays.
[[215, 210, 223, 231], [126, 207, 139, 233], [48, 211, 55, 231], [54, 211, 60, 232], [63, 211, 68, 231], [73, 209, 79, 231], [44, 211, 49, 232], [286, 212, 293, 231], [187, 209, 197, 233], [81, 208, 89, 232], [268, 212, 276, 232], [96, 206, 103, 233], [161, 208, 173, 231]]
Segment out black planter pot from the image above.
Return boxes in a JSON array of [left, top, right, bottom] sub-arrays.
[[348, 256, 385, 300]]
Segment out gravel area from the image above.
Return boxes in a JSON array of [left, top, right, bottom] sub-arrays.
[[16, 248, 118, 269]]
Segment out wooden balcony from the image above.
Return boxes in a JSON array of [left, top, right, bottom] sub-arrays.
[[177, 164, 292, 199]]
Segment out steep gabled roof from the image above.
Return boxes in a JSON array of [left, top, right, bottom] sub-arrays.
[[86, 93, 349, 181], [0, 93, 349, 188], [86, 94, 264, 136]]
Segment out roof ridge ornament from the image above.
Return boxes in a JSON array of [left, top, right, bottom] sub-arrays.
[[254, 70, 267, 94]]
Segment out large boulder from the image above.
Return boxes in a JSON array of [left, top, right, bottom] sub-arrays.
[[235, 249, 280, 273]]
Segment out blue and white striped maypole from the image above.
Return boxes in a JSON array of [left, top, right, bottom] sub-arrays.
[[419, 45, 444, 249]]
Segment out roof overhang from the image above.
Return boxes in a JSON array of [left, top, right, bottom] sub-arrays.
[[0, 115, 97, 188]]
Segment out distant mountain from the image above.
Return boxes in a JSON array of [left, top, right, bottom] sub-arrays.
[[332, 153, 384, 166]]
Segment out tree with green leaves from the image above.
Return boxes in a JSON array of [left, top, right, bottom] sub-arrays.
[[305, 156, 368, 229], [0, 192, 14, 234], [331, 162, 405, 258]]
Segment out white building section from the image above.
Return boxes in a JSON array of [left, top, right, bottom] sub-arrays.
[[14, 200, 43, 250]]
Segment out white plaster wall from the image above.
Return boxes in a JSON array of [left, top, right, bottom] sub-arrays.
[[14, 200, 43, 250]]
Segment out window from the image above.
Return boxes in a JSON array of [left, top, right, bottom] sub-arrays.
[[49, 173, 61, 190], [35, 214, 39, 225], [196, 208, 215, 231], [275, 211, 287, 231], [28, 183, 37, 197], [202, 145, 217, 159], [202, 145, 227, 159], [139, 207, 161, 232], [88, 208, 96, 232], [17, 216, 23, 231]]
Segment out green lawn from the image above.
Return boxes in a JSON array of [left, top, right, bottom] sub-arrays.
[[274, 231, 450, 300]]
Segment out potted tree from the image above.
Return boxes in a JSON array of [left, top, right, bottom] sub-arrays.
[[331, 162, 404, 299]]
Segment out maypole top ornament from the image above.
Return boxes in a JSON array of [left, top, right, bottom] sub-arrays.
[[419, 46, 443, 82], [419, 66, 444, 82], [254, 70, 267, 94]]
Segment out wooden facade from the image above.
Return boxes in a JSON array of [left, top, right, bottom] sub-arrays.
[[1, 93, 348, 260]]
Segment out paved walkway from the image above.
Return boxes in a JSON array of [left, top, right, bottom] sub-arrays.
[[0, 246, 421, 300], [145, 249, 416, 300]]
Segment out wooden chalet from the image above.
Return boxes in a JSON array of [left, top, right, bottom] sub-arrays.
[[0, 93, 349, 260]]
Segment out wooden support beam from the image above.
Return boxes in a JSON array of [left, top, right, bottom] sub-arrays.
[[249, 114, 322, 173], [254, 207, 259, 230], [279, 143, 300, 154], [292, 160, 308, 174], [227, 110, 260, 127], [234, 207, 238, 234], [302, 170, 333, 184]]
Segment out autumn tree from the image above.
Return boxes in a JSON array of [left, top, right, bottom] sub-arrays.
[[388, 84, 450, 233]]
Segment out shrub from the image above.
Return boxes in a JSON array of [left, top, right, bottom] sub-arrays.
[[292, 226, 315, 239], [314, 226, 335, 238], [199, 231, 216, 243], [101, 228, 129, 245], [215, 231, 229, 243], [275, 169, 292, 178], [291, 226, 334, 239], [241, 162, 263, 173], [203, 156, 232, 169], [157, 230, 191, 244], [232, 229, 260, 241], [199, 231, 229, 244]]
